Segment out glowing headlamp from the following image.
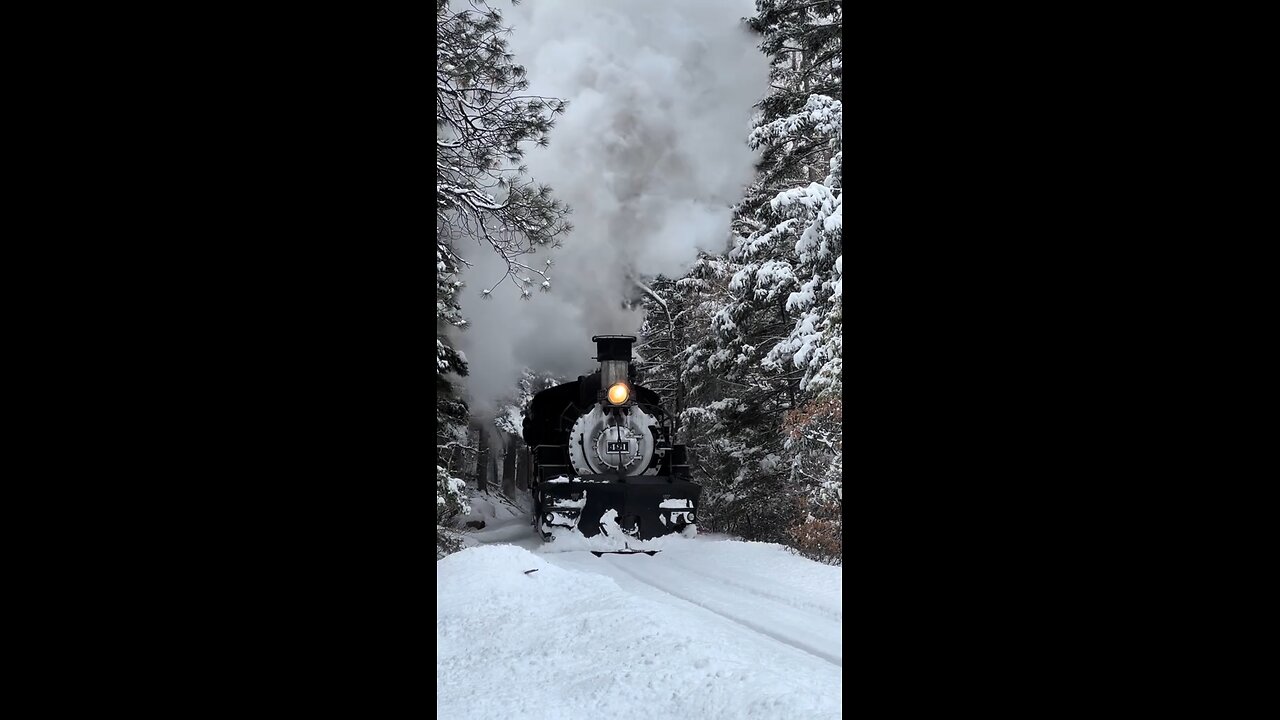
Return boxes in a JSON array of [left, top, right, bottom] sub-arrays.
[[607, 382, 630, 405]]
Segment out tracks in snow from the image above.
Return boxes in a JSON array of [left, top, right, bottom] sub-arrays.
[[589, 554, 842, 668], [471, 514, 843, 669], [659, 554, 843, 625]]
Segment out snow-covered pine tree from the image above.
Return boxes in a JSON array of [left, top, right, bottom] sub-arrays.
[[748, 0, 842, 191], [675, 253, 739, 421], [662, 0, 842, 559], [634, 275, 684, 419], [436, 0, 572, 299], [437, 244, 470, 453], [436, 0, 573, 557], [490, 369, 564, 496], [772, 159, 842, 563], [437, 463, 471, 559], [755, 135, 841, 395], [670, 252, 742, 527], [437, 242, 471, 536], [663, 249, 794, 543], [744, 0, 842, 563]]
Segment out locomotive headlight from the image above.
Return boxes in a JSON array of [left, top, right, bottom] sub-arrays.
[[607, 382, 630, 405]]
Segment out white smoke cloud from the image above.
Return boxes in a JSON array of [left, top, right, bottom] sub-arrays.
[[457, 0, 767, 416]]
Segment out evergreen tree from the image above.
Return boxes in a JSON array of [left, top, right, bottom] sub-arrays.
[[674, 251, 795, 543], [490, 368, 564, 497], [436, 0, 572, 298], [437, 245, 470, 448], [634, 275, 684, 418], [659, 0, 842, 560], [742, 0, 842, 562], [435, 0, 572, 556], [437, 464, 471, 559], [748, 0, 842, 191]]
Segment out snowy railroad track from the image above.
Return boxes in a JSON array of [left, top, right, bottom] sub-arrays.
[[439, 541, 843, 719], [659, 553, 843, 624], [582, 553, 842, 667], [442, 501, 842, 718], [467, 513, 842, 669]]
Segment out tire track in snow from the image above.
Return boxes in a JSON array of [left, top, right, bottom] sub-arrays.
[[603, 556, 843, 668]]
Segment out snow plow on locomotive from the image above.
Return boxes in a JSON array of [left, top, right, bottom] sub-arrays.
[[522, 335, 702, 548]]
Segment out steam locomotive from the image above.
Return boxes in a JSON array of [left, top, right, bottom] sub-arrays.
[[521, 335, 702, 544]]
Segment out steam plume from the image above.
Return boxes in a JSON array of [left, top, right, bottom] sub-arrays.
[[458, 0, 767, 415]]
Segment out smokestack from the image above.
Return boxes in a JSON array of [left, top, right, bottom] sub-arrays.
[[593, 334, 635, 390]]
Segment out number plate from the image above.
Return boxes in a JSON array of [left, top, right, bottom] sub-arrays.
[[607, 441, 629, 453]]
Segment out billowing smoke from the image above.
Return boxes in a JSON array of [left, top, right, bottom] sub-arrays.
[[458, 0, 767, 415]]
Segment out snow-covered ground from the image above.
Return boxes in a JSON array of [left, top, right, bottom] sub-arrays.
[[438, 492, 843, 719]]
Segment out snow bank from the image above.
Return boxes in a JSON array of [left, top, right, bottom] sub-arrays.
[[455, 490, 529, 528], [437, 544, 842, 719]]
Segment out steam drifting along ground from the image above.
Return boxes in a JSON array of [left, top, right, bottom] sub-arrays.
[[438, 496, 842, 719], [458, 0, 768, 416]]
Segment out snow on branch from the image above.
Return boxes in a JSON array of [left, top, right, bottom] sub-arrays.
[[748, 94, 842, 151]]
